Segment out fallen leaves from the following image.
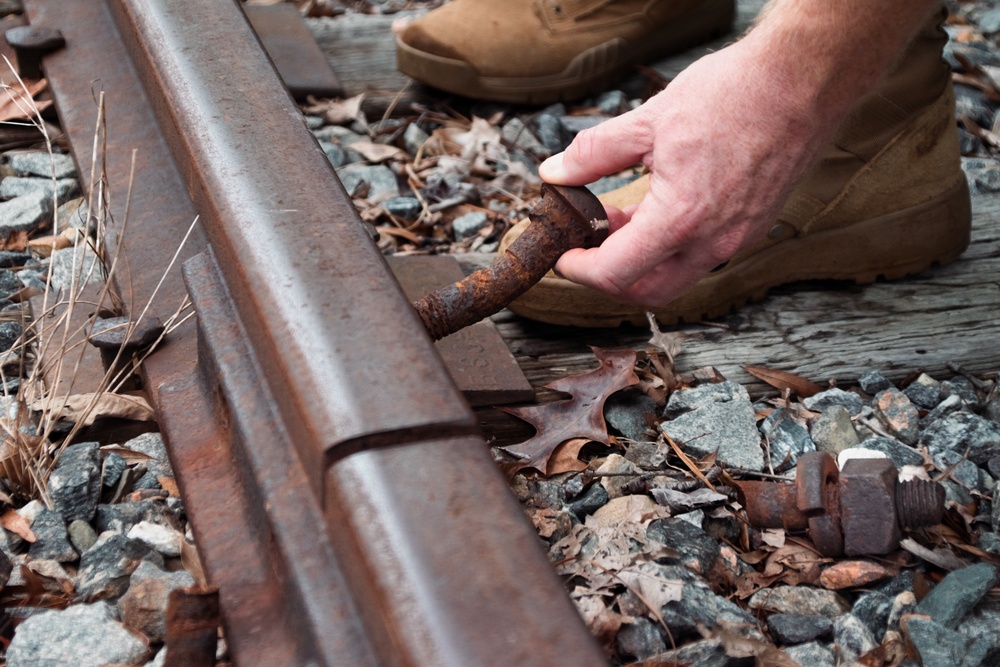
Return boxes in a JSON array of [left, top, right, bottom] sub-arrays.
[[34, 392, 156, 427], [500, 347, 638, 475], [744, 365, 823, 398], [0, 79, 52, 123], [0, 507, 35, 542]]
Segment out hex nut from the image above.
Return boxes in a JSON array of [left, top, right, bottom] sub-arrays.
[[839, 458, 901, 556]]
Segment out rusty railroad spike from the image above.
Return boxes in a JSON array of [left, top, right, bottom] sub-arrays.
[[412, 183, 609, 340]]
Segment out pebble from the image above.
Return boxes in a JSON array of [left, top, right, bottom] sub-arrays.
[[906, 616, 995, 667], [382, 195, 422, 221], [595, 90, 628, 115], [402, 122, 429, 156], [0, 190, 53, 234], [803, 387, 864, 416], [655, 564, 759, 640], [783, 641, 836, 667], [604, 389, 657, 442], [747, 586, 850, 619], [6, 152, 77, 180], [833, 613, 877, 662], [531, 113, 569, 153], [565, 483, 609, 519], [451, 211, 489, 241], [916, 563, 999, 629], [809, 405, 860, 455], [0, 320, 22, 352], [903, 373, 941, 409], [126, 521, 183, 557], [27, 509, 76, 563], [858, 370, 893, 394], [615, 617, 665, 661], [921, 412, 1000, 466], [68, 519, 98, 554], [661, 381, 764, 471], [501, 117, 549, 159], [117, 561, 195, 642], [320, 140, 346, 168], [335, 163, 399, 202], [655, 638, 731, 667], [558, 115, 607, 136], [5, 602, 148, 667], [0, 176, 79, 202], [48, 244, 104, 293], [766, 613, 833, 645], [76, 532, 152, 600], [48, 442, 101, 522], [646, 518, 720, 575], [851, 590, 893, 640], [760, 408, 815, 471], [872, 388, 920, 444]]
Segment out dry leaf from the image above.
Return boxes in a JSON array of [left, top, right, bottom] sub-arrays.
[[744, 365, 823, 398], [36, 392, 156, 426], [617, 562, 684, 610], [1, 507, 36, 542], [500, 347, 638, 475], [158, 476, 180, 497], [0, 79, 52, 122], [181, 539, 208, 589], [0, 229, 27, 251], [100, 446, 154, 465], [27, 227, 79, 258], [546, 438, 590, 475], [303, 93, 365, 125], [350, 140, 404, 163]]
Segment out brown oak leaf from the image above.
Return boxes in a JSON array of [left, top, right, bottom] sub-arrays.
[[499, 347, 638, 475]]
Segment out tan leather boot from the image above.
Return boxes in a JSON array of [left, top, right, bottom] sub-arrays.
[[499, 10, 972, 327], [395, 0, 736, 104]]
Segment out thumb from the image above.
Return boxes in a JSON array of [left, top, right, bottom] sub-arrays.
[[539, 111, 651, 185]]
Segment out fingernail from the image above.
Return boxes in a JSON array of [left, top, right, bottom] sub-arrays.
[[538, 152, 564, 181]]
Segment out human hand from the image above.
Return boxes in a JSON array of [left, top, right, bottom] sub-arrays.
[[538, 36, 837, 307]]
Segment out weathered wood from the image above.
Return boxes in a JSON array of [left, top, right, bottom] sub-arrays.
[[481, 195, 1000, 405]]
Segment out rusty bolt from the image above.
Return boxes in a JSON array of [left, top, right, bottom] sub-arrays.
[[737, 452, 944, 557], [4, 26, 65, 80], [412, 183, 608, 341]]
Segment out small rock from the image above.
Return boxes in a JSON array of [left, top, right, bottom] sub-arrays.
[[623, 440, 665, 469], [335, 164, 399, 202], [904, 374, 942, 409], [0, 320, 22, 352], [615, 617, 665, 661], [919, 394, 965, 430], [319, 141, 346, 168], [834, 613, 876, 664], [760, 408, 815, 471], [906, 616, 996, 667], [127, 521, 183, 557], [525, 479, 563, 511], [958, 601, 1000, 658], [596, 454, 640, 499], [0, 269, 20, 299], [117, 560, 195, 642], [6, 602, 148, 667], [382, 196, 422, 221], [646, 518, 720, 574], [101, 452, 128, 492], [95, 500, 174, 535], [655, 565, 758, 641], [67, 519, 98, 554], [662, 382, 763, 471], [803, 388, 864, 416], [402, 122, 429, 156], [452, 211, 489, 241], [0, 190, 52, 233], [76, 532, 151, 600], [958, 126, 986, 155], [931, 448, 982, 489], [916, 563, 999, 629], [921, 412, 1000, 466], [766, 613, 833, 645], [818, 560, 894, 590], [0, 250, 32, 268], [501, 117, 548, 158], [858, 370, 893, 394], [27, 510, 76, 562], [586, 173, 642, 196], [980, 7, 1000, 34], [963, 157, 1000, 195], [565, 483, 609, 519], [851, 590, 893, 640], [605, 390, 657, 442], [954, 85, 995, 129], [48, 442, 101, 522], [123, 433, 172, 479], [850, 437, 923, 468], [810, 405, 860, 455], [0, 176, 78, 201], [48, 244, 103, 293], [984, 396, 1000, 424], [650, 488, 728, 516], [886, 590, 917, 636], [654, 638, 732, 667], [783, 641, 836, 667], [313, 125, 365, 147], [873, 388, 920, 445], [595, 90, 628, 115], [56, 198, 90, 230], [558, 115, 607, 136], [6, 152, 77, 179], [747, 585, 850, 619]]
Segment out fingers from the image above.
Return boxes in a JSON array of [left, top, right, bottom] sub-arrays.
[[539, 111, 651, 185]]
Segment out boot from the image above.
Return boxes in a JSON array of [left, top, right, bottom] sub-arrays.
[[395, 0, 736, 104], [498, 9, 972, 327]]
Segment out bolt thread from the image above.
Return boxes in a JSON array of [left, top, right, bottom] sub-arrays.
[[895, 479, 945, 529]]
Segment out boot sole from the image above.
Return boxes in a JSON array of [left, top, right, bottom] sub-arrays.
[[395, 0, 736, 104], [506, 177, 973, 327]]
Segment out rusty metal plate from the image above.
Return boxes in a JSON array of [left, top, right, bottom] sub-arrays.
[[243, 3, 343, 100], [388, 255, 534, 406]]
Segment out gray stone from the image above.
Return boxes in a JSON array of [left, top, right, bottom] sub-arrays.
[[0, 251, 32, 268], [904, 374, 942, 409], [873, 387, 920, 444], [383, 196, 422, 221], [6, 602, 148, 667], [916, 563, 999, 629], [123, 433, 172, 479], [662, 382, 763, 471], [501, 117, 549, 158], [313, 125, 365, 146], [959, 126, 986, 155], [596, 454, 639, 499], [963, 157, 1000, 195], [101, 452, 127, 492], [595, 90, 628, 115], [6, 152, 77, 180], [766, 613, 832, 645], [0, 320, 21, 352], [0, 190, 52, 233], [452, 211, 489, 241], [978, 7, 1000, 34], [319, 140, 345, 168], [525, 479, 563, 511], [402, 122, 429, 156], [655, 565, 758, 640], [565, 483, 608, 519], [623, 440, 665, 469], [0, 268, 20, 299], [941, 376, 980, 407], [783, 641, 835, 667], [984, 396, 1000, 425], [56, 198, 90, 231], [760, 408, 815, 471], [833, 613, 876, 664], [851, 437, 923, 468], [95, 500, 172, 535], [858, 370, 893, 394], [921, 412, 1000, 466], [67, 519, 98, 554], [906, 616, 997, 667], [748, 586, 850, 619], [655, 639, 735, 667], [931, 448, 983, 489], [558, 115, 607, 136], [646, 518, 720, 575], [851, 591, 893, 641], [76, 532, 151, 600], [126, 521, 183, 557], [959, 601, 1000, 657], [810, 405, 860, 455], [48, 244, 104, 293], [886, 591, 917, 636], [27, 510, 76, 562], [304, 115, 324, 130], [0, 176, 78, 202], [605, 390, 657, 442], [117, 560, 195, 642], [49, 442, 101, 522], [955, 85, 995, 129], [615, 617, 665, 661], [803, 387, 864, 416], [531, 113, 568, 153], [335, 163, 399, 202], [980, 531, 1000, 555], [920, 394, 965, 431], [650, 487, 728, 515]]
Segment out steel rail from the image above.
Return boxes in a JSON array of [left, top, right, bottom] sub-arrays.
[[21, 0, 607, 665]]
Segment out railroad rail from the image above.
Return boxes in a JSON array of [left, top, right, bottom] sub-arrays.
[[21, 0, 607, 664]]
